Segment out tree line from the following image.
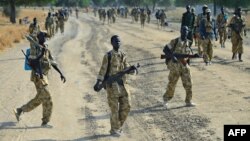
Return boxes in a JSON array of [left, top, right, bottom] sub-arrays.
[[1, 0, 250, 23]]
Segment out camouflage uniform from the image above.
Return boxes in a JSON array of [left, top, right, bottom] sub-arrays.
[[147, 9, 151, 23], [160, 11, 167, 28], [29, 22, 40, 49], [181, 11, 195, 46], [45, 15, 54, 37], [200, 16, 217, 64], [20, 47, 57, 124], [57, 12, 65, 33], [97, 50, 131, 133], [229, 15, 246, 55], [140, 10, 147, 28], [216, 13, 228, 47], [163, 37, 193, 104], [195, 13, 207, 55]]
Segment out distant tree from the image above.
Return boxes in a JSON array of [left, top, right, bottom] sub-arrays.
[[0, 0, 55, 23]]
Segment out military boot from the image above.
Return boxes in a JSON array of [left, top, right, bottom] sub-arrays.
[[13, 108, 22, 122], [239, 53, 243, 62], [232, 53, 236, 60]]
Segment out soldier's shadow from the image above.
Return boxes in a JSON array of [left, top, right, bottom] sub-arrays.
[[0, 121, 52, 130], [79, 104, 187, 122], [72, 134, 111, 141]]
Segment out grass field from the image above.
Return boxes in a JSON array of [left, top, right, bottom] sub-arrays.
[[0, 8, 46, 51]]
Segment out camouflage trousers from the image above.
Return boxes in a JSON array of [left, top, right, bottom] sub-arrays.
[[106, 83, 131, 132], [231, 35, 243, 54], [21, 80, 53, 123], [202, 38, 213, 62], [47, 25, 54, 37], [218, 27, 227, 46], [141, 18, 146, 27], [195, 32, 203, 55], [147, 16, 150, 23], [58, 22, 64, 33], [163, 62, 192, 103]]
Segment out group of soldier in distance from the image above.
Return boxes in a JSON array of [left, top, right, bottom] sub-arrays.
[[12, 4, 247, 137]]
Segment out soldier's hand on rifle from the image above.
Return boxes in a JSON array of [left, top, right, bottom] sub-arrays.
[[94, 79, 102, 92], [60, 74, 66, 83]]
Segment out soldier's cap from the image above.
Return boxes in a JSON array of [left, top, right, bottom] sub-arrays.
[[206, 9, 211, 13]]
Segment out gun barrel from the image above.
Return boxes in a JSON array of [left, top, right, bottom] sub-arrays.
[[160, 54, 166, 59]]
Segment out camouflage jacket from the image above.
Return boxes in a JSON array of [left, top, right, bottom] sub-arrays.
[[97, 49, 130, 83]]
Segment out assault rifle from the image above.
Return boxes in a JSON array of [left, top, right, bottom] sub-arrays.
[[94, 64, 140, 92], [22, 35, 46, 78], [161, 45, 201, 64]]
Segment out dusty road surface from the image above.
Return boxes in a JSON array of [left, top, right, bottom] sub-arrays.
[[0, 12, 250, 141]]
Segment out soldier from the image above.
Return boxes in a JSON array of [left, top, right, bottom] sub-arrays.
[[57, 10, 65, 34], [107, 9, 112, 24], [125, 7, 128, 18], [45, 12, 54, 37], [228, 7, 247, 62], [160, 10, 167, 29], [93, 7, 97, 17], [54, 12, 59, 33], [111, 8, 116, 23], [191, 8, 198, 46], [146, 8, 151, 24], [14, 31, 66, 127], [200, 9, 217, 65], [29, 18, 41, 49], [194, 5, 208, 55], [102, 9, 107, 24], [216, 6, 228, 48], [163, 26, 196, 108], [75, 8, 79, 19], [181, 5, 195, 48], [140, 9, 147, 28], [98, 8, 102, 21], [94, 35, 136, 136]]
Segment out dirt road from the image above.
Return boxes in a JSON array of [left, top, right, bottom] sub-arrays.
[[0, 12, 250, 141]]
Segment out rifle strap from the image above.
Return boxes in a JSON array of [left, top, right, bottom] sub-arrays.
[[171, 37, 179, 52], [104, 51, 112, 80]]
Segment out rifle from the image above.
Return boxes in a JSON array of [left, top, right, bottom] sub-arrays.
[[95, 64, 140, 92], [161, 45, 200, 64], [23, 35, 46, 78]]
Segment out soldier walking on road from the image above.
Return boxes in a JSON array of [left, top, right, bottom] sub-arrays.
[[163, 26, 196, 108], [29, 17, 40, 49], [194, 5, 208, 55], [58, 10, 65, 34], [228, 7, 247, 62], [94, 35, 137, 136], [200, 9, 217, 65], [140, 9, 147, 29], [181, 5, 195, 48], [14, 31, 66, 127], [45, 12, 54, 37], [146, 8, 151, 24], [216, 6, 228, 48]]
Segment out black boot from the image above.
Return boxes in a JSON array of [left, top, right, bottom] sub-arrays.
[[232, 53, 235, 60], [239, 53, 243, 62], [13, 108, 22, 122]]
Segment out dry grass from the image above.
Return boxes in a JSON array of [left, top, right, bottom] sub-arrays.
[[166, 7, 185, 22], [0, 8, 47, 51]]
